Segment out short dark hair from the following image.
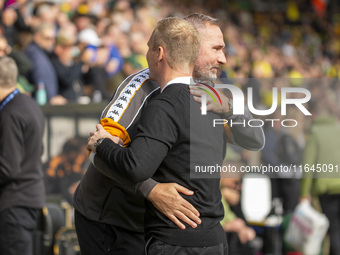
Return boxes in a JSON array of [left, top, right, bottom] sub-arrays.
[[184, 13, 219, 30]]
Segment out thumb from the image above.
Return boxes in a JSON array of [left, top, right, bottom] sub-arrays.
[[174, 184, 194, 196], [118, 138, 124, 146], [193, 96, 201, 103], [97, 124, 105, 131]]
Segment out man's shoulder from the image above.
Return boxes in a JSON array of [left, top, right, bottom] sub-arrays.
[[25, 42, 40, 53], [123, 68, 151, 87], [24, 43, 47, 61], [154, 83, 189, 104], [164, 83, 189, 91], [113, 68, 158, 98], [160, 83, 189, 96], [14, 93, 43, 113], [102, 68, 159, 122], [1, 94, 42, 121]]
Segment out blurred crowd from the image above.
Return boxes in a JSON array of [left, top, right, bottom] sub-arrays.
[[0, 0, 339, 108], [2, 0, 340, 254]]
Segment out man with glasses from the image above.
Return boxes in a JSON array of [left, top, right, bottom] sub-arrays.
[[24, 23, 67, 105], [50, 29, 84, 102]]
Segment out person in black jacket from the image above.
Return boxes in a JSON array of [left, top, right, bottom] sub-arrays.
[[88, 17, 228, 255], [75, 13, 264, 255], [0, 56, 45, 255], [50, 30, 84, 102]]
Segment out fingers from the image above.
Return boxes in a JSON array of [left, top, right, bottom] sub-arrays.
[[87, 125, 105, 151], [180, 198, 200, 218], [205, 103, 216, 112], [193, 95, 215, 112], [192, 96, 201, 103], [174, 183, 194, 196], [190, 85, 221, 112], [173, 184, 200, 218], [190, 84, 232, 114], [97, 124, 105, 131], [238, 228, 256, 244], [192, 93, 215, 111], [86, 136, 95, 151], [148, 183, 201, 230], [165, 198, 201, 227], [173, 210, 198, 229], [239, 231, 248, 244], [172, 189, 201, 221], [177, 204, 201, 225], [110, 136, 123, 145], [189, 85, 204, 97], [166, 208, 200, 230], [167, 214, 186, 230], [117, 138, 124, 146]]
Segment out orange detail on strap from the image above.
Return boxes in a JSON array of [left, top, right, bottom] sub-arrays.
[[100, 118, 131, 147], [88, 118, 132, 157]]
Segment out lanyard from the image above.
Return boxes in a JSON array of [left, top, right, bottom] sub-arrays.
[[0, 89, 19, 112]]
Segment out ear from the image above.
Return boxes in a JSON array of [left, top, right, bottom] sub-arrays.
[[157, 46, 164, 62]]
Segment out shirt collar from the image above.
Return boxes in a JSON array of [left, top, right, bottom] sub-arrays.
[[0, 88, 19, 112], [161, 76, 193, 93]]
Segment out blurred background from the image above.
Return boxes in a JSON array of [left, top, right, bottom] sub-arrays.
[[1, 0, 340, 254]]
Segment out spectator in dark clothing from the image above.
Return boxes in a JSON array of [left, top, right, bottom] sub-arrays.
[[1, 7, 19, 46], [78, 28, 112, 101], [0, 35, 32, 75], [261, 113, 302, 214], [50, 29, 84, 101], [0, 56, 45, 255], [0, 3, 30, 47], [24, 23, 67, 104]]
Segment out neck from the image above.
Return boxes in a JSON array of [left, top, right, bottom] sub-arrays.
[[158, 67, 192, 90], [0, 87, 16, 101]]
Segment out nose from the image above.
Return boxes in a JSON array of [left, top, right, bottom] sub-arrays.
[[218, 50, 227, 65]]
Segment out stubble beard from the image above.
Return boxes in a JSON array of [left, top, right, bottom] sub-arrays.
[[193, 63, 219, 82]]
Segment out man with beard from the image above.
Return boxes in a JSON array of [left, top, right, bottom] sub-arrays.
[[87, 16, 229, 254], [74, 13, 264, 255]]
